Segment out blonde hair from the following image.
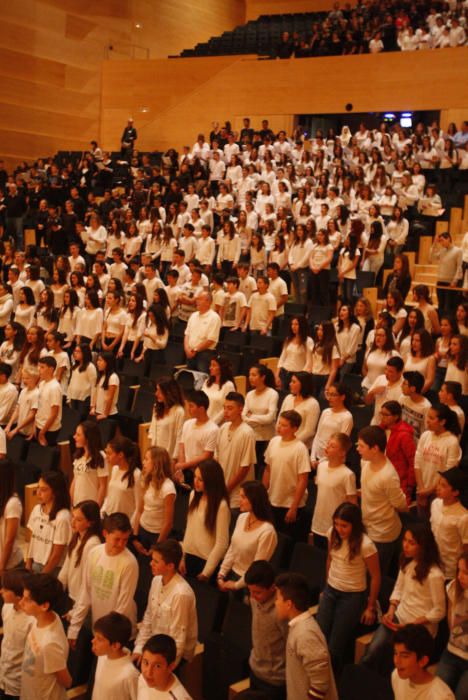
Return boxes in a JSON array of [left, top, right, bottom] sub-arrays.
[[142, 446, 173, 492]]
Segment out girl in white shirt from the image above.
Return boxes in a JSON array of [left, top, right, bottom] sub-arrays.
[[434, 317, 458, 391], [123, 222, 142, 264], [90, 352, 119, 420], [202, 356, 236, 426], [445, 334, 468, 395], [311, 383, 354, 465], [57, 289, 80, 347], [134, 304, 169, 369], [181, 459, 230, 580], [67, 344, 97, 418], [362, 523, 446, 674], [59, 500, 102, 605], [242, 364, 279, 471], [218, 480, 277, 592], [288, 224, 313, 304], [46, 330, 71, 394], [26, 470, 72, 575], [335, 305, 361, 375], [133, 446, 176, 555], [75, 291, 103, 349], [278, 372, 320, 449], [0, 321, 24, 384], [404, 329, 436, 395], [362, 327, 401, 391], [317, 502, 380, 674], [35, 288, 58, 334], [102, 436, 142, 522], [0, 460, 24, 571], [102, 291, 126, 354], [383, 290, 407, 337], [14, 286, 36, 330], [310, 321, 341, 397], [118, 293, 146, 360], [70, 421, 109, 507], [149, 377, 185, 460], [275, 315, 313, 391]]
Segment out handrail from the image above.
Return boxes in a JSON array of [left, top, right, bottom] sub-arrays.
[[105, 43, 150, 60]]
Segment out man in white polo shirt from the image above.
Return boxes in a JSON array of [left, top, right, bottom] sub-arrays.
[[184, 292, 221, 373]]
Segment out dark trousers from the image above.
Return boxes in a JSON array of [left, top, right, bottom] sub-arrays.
[[272, 505, 308, 542], [187, 349, 214, 374], [249, 669, 286, 700], [310, 268, 330, 306], [375, 539, 398, 578]]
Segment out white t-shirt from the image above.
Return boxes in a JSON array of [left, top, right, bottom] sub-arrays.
[[219, 513, 277, 587], [76, 307, 103, 340], [21, 613, 69, 700], [310, 408, 353, 461], [149, 405, 185, 460], [140, 478, 176, 534], [17, 386, 39, 436], [248, 291, 277, 331], [415, 431, 462, 491], [268, 277, 288, 316], [327, 530, 377, 592], [180, 418, 219, 462], [215, 421, 256, 508], [58, 534, 101, 603], [279, 395, 320, 449], [182, 494, 230, 577], [36, 378, 62, 431], [391, 669, 454, 700], [368, 375, 403, 425], [0, 495, 23, 568], [222, 291, 247, 327], [0, 603, 34, 696], [242, 388, 279, 442], [430, 498, 468, 580], [0, 381, 18, 425], [360, 459, 407, 543], [312, 463, 357, 536], [92, 651, 139, 700], [265, 436, 311, 508], [94, 372, 119, 416], [202, 379, 236, 426], [27, 506, 72, 567], [391, 560, 446, 636], [72, 451, 109, 505], [400, 395, 431, 440], [102, 466, 142, 523], [137, 673, 192, 699], [184, 309, 221, 350], [363, 349, 401, 390]]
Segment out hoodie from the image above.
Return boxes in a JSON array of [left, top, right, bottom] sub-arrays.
[[383, 419, 416, 503]]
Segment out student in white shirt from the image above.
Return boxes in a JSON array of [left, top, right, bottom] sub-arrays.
[[400, 371, 432, 440], [91, 612, 139, 700], [102, 436, 142, 522], [75, 291, 103, 349], [317, 502, 380, 675], [361, 522, 446, 675], [310, 321, 341, 397], [392, 624, 455, 700], [5, 367, 39, 438], [365, 355, 404, 425], [278, 371, 320, 450], [0, 570, 34, 698], [174, 390, 219, 484], [244, 275, 277, 334], [67, 512, 138, 645], [0, 362, 18, 427], [70, 421, 108, 507], [357, 426, 408, 577], [438, 381, 465, 434], [335, 304, 361, 375], [148, 377, 185, 461], [243, 364, 279, 473], [133, 540, 197, 667], [90, 352, 119, 420], [430, 468, 468, 581], [59, 500, 102, 611], [20, 574, 72, 700], [263, 410, 311, 542], [0, 459, 24, 572], [415, 405, 462, 516], [311, 433, 357, 548], [181, 458, 230, 580], [26, 470, 72, 575], [138, 634, 192, 700], [311, 382, 353, 465]]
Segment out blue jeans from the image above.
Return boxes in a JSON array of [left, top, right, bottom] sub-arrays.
[[361, 618, 398, 676], [317, 584, 367, 673], [436, 648, 468, 700]]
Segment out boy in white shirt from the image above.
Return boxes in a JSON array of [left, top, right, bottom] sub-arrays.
[[244, 276, 277, 335], [35, 356, 62, 446], [310, 433, 357, 549], [0, 362, 18, 427], [138, 634, 192, 700], [365, 356, 404, 425], [438, 381, 465, 434], [0, 570, 34, 699], [20, 574, 72, 700], [67, 512, 138, 645], [392, 624, 454, 700], [221, 277, 247, 331], [91, 611, 139, 700], [266, 263, 288, 320], [357, 425, 408, 576], [175, 390, 219, 484], [110, 247, 128, 283], [263, 410, 311, 541], [400, 371, 431, 440], [430, 468, 468, 580], [133, 540, 197, 668], [236, 262, 257, 302]]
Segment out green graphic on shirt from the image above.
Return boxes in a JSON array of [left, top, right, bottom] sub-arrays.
[[91, 564, 115, 599]]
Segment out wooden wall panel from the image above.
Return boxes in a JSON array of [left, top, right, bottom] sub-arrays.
[[246, 0, 358, 20], [100, 48, 468, 153]]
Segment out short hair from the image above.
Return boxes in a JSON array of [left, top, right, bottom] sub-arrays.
[[279, 409, 302, 429], [387, 356, 404, 372], [442, 381, 462, 402], [358, 425, 387, 452], [0, 362, 12, 378], [245, 560, 275, 589], [382, 400, 402, 417], [142, 634, 177, 665], [394, 624, 433, 663], [166, 269, 179, 280], [329, 432, 352, 454], [275, 573, 310, 612], [25, 573, 64, 610], [94, 612, 132, 647], [186, 389, 209, 410], [151, 539, 183, 569], [38, 356, 57, 370], [403, 371, 424, 394], [225, 391, 245, 407], [226, 276, 240, 287], [267, 262, 280, 273], [1, 569, 27, 597], [175, 248, 185, 258], [103, 512, 132, 534]]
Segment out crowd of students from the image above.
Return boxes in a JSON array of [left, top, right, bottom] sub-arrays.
[[0, 112, 466, 699], [274, 0, 468, 58]]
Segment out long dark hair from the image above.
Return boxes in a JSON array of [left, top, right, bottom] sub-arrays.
[[400, 522, 441, 584], [73, 420, 104, 470], [108, 436, 140, 488], [8, 322, 26, 352], [284, 315, 309, 346], [68, 500, 103, 567], [72, 343, 93, 373], [430, 404, 462, 437], [241, 480, 273, 523], [330, 502, 365, 561], [60, 288, 79, 317], [127, 293, 145, 328], [449, 334, 468, 371], [40, 470, 71, 521], [313, 321, 338, 367], [153, 376, 184, 419], [147, 304, 170, 336], [290, 371, 314, 398], [250, 363, 276, 389], [96, 352, 116, 390], [189, 459, 228, 534], [206, 355, 234, 388], [0, 460, 17, 519], [19, 325, 45, 365], [399, 308, 425, 342]]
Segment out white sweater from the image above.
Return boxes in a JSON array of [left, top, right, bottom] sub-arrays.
[[391, 560, 446, 636], [182, 494, 230, 577], [219, 513, 277, 588], [415, 431, 462, 490]]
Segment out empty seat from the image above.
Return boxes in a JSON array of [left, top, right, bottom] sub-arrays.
[[288, 542, 327, 603]]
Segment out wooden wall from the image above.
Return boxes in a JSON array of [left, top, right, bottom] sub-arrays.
[[0, 0, 245, 168], [246, 0, 358, 21], [100, 47, 468, 153]]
